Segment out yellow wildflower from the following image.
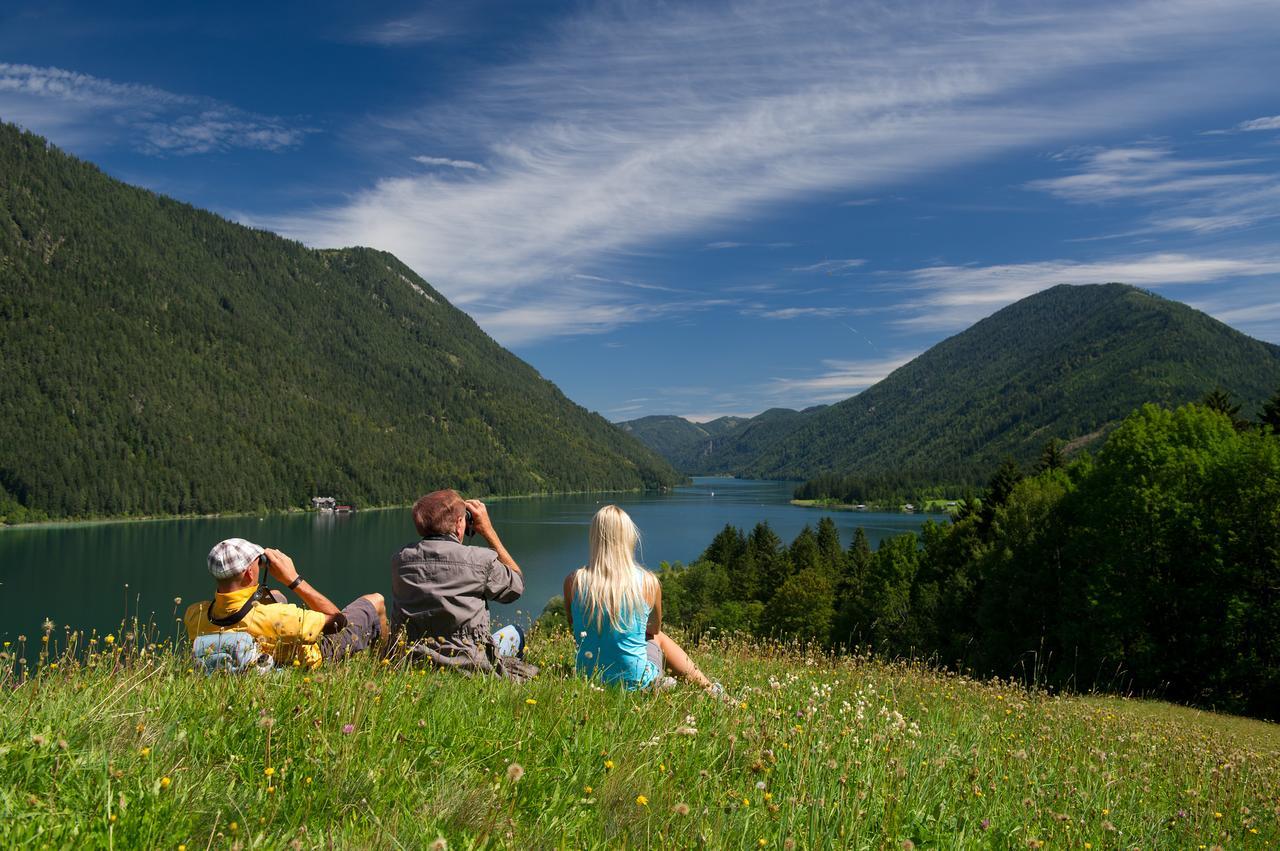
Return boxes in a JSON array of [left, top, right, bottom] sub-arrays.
[[139, 747, 151, 757], [105, 635, 115, 645], [264, 767, 275, 777], [636, 795, 649, 806], [604, 760, 615, 770], [160, 776, 171, 789], [526, 698, 537, 705]]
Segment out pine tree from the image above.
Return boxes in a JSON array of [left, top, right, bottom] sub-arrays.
[[1260, 387, 1280, 435]]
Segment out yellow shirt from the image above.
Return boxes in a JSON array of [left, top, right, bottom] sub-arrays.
[[184, 586, 328, 669]]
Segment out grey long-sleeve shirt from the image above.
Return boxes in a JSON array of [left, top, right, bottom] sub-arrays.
[[389, 535, 524, 672]]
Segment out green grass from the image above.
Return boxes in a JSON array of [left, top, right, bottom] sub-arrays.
[[2, 625, 1279, 849]]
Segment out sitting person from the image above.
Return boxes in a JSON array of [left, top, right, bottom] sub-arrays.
[[184, 538, 386, 669], [564, 505, 719, 695], [390, 490, 535, 679]]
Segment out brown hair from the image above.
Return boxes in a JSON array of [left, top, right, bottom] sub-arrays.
[[413, 489, 465, 537]]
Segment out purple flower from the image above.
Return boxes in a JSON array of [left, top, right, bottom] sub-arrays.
[[980, 819, 991, 831], [342, 723, 355, 734]]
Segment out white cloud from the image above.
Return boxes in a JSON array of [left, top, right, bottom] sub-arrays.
[[0, 62, 307, 155], [353, 11, 456, 45], [267, 0, 1280, 344], [891, 252, 1280, 331], [766, 355, 918, 404], [412, 155, 487, 171], [751, 306, 856, 320], [790, 259, 867, 274], [1236, 115, 1280, 132], [1027, 142, 1280, 237]]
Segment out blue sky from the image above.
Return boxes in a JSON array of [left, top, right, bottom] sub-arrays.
[[3, 0, 1279, 421]]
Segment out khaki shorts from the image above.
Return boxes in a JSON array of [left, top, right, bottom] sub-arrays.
[[321, 598, 381, 662]]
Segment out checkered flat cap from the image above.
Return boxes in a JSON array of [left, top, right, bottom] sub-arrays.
[[207, 538, 264, 580]]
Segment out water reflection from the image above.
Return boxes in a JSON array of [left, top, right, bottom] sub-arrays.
[[0, 478, 931, 639]]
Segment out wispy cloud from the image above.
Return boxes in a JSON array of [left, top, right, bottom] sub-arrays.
[[1027, 142, 1280, 236], [1234, 114, 1280, 132], [766, 354, 917, 404], [412, 155, 487, 171], [891, 251, 1280, 331], [0, 62, 307, 154], [271, 0, 1280, 344], [790, 259, 867, 275], [352, 10, 456, 45]]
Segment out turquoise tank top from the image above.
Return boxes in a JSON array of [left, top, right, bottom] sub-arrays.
[[571, 568, 658, 690]]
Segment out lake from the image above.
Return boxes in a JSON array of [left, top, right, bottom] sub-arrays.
[[0, 477, 931, 642]]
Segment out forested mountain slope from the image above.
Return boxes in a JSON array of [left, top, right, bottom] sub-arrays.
[[616, 415, 745, 470], [0, 122, 679, 522], [743, 283, 1280, 481]]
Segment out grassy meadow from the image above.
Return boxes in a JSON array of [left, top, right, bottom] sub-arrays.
[[2, 623, 1279, 849]]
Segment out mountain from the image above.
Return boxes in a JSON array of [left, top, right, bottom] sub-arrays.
[[743, 283, 1280, 482], [618, 407, 828, 473], [0, 122, 680, 522]]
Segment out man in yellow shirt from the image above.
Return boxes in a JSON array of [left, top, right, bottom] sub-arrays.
[[184, 538, 387, 669]]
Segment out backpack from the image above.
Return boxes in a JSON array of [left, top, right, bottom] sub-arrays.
[[192, 632, 275, 676]]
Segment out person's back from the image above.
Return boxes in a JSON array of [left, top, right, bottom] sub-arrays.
[[570, 565, 659, 690], [564, 505, 720, 696]]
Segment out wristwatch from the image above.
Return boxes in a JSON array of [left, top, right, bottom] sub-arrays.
[[288, 575, 305, 590]]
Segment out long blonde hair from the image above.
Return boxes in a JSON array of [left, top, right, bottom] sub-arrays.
[[575, 505, 656, 631]]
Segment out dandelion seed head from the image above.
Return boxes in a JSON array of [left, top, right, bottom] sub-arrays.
[[507, 762, 525, 783]]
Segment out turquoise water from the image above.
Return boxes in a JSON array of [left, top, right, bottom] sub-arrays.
[[0, 477, 930, 641]]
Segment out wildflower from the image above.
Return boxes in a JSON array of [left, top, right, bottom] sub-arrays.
[[264, 767, 275, 777], [342, 724, 355, 735], [672, 803, 690, 815], [525, 698, 537, 705], [160, 776, 171, 789], [293, 659, 301, 667], [105, 634, 115, 645], [31, 734, 47, 747], [1213, 811, 1223, 819], [759, 841, 768, 848], [381, 658, 389, 666], [174, 597, 182, 605], [57, 739, 67, 750], [304, 777, 313, 785], [636, 795, 649, 806], [584, 785, 593, 794], [229, 821, 238, 832], [267, 787, 276, 794], [109, 814, 117, 823], [43, 618, 55, 634], [743, 798, 751, 807], [903, 842, 916, 851], [676, 726, 698, 736], [507, 762, 525, 783], [783, 841, 796, 851], [604, 760, 614, 770], [430, 838, 448, 851], [980, 819, 990, 831], [139, 747, 151, 757]]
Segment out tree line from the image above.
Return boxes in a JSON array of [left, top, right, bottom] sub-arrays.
[[660, 394, 1280, 719]]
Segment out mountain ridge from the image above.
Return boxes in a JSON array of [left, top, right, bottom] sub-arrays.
[[623, 284, 1280, 484], [0, 121, 681, 522]]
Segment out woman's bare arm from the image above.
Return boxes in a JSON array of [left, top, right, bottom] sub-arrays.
[[645, 576, 662, 640]]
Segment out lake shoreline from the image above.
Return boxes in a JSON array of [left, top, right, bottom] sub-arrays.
[[0, 484, 685, 532]]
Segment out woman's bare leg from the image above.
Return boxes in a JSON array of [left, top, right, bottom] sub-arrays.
[[654, 631, 711, 689]]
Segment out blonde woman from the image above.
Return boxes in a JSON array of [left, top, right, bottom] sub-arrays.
[[563, 505, 719, 694]]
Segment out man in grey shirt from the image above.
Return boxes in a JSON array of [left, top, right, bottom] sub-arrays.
[[390, 489, 536, 679]]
